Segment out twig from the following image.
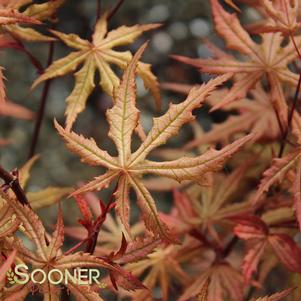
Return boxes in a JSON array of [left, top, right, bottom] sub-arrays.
[[107, 0, 125, 21], [28, 40, 55, 159], [96, 0, 102, 22], [221, 236, 238, 259], [9, 37, 43, 74], [278, 72, 301, 157], [0, 165, 30, 206], [272, 104, 285, 137], [189, 229, 221, 253], [278, 32, 301, 157], [85, 191, 117, 254], [64, 238, 89, 256]]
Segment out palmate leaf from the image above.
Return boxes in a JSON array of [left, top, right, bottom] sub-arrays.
[[27, 186, 72, 210], [253, 288, 294, 301], [249, 0, 300, 34], [33, 13, 161, 129], [172, 0, 301, 126], [183, 83, 280, 149], [196, 285, 293, 301], [179, 263, 243, 301], [0, 8, 39, 26], [0, 66, 34, 116], [197, 279, 210, 301], [124, 244, 191, 301], [249, 112, 301, 231], [0, 67, 33, 128], [0, 100, 33, 119], [1, 0, 64, 42], [0, 0, 63, 116], [132, 136, 252, 185], [0, 200, 20, 238], [117, 236, 161, 265], [0, 155, 72, 210], [65, 192, 145, 256], [165, 165, 252, 243], [233, 215, 301, 285], [252, 149, 301, 206], [0, 190, 144, 300], [56, 45, 253, 242]]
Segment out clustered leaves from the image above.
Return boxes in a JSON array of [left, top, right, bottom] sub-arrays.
[[1, 0, 301, 300]]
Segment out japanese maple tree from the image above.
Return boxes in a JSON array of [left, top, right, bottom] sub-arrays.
[[1, 0, 301, 300]]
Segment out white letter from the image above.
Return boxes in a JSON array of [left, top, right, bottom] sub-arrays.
[[64, 269, 77, 285], [77, 268, 89, 285], [89, 269, 100, 284], [48, 269, 63, 285], [31, 269, 46, 284], [14, 264, 29, 284]]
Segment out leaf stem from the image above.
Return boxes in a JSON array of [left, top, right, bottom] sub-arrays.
[[28, 40, 55, 159]]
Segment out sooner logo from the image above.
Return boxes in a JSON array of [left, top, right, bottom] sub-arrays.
[[6, 264, 106, 287]]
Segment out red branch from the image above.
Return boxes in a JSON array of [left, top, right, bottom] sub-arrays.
[[0, 165, 30, 206]]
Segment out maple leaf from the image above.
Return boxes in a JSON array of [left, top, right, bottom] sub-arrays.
[[64, 193, 161, 294], [0, 65, 33, 133], [224, 0, 241, 11], [0, 190, 144, 300], [0, 139, 10, 146], [0, 99, 33, 120], [55, 45, 253, 241], [32, 13, 161, 129], [197, 285, 293, 301], [179, 262, 244, 301], [251, 113, 301, 230], [117, 236, 161, 265], [19, 156, 72, 209], [0, 198, 20, 239], [0, 7, 39, 26], [1, 0, 64, 42], [197, 279, 210, 301], [0, 156, 72, 210], [233, 215, 301, 285], [252, 149, 301, 206], [163, 81, 281, 147], [253, 288, 294, 301], [162, 164, 252, 245], [172, 0, 301, 127], [261, 205, 295, 227], [124, 243, 193, 301], [184, 83, 281, 149], [248, 0, 301, 34], [0, 1, 64, 106], [64, 192, 145, 255], [142, 121, 211, 192], [0, 104, 34, 146]]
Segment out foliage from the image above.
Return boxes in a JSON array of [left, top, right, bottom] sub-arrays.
[[1, 0, 301, 300]]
